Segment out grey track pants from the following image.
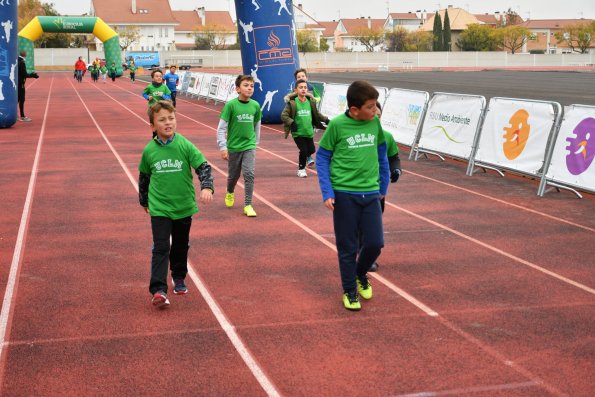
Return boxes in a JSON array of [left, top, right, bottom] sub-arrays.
[[227, 149, 256, 206]]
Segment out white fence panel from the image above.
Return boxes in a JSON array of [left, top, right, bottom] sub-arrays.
[[471, 97, 561, 176], [539, 104, 595, 196], [416, 93, 486, 161], [381, 88, 429, 148], [199, 73, 214, 98]]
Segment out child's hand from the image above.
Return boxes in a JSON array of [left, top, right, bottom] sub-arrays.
[[324, 198, 335, 211], [220, 150, 228, 160], [142, 207, 149, 214], [148, 95, 153, 101], [199, 189, 213, 204], [156, 92, 163, 97]]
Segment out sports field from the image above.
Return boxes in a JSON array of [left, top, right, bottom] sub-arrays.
[[1, 71, 594, 396]]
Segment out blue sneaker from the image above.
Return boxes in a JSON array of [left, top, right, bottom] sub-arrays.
[[173, 279, 188, 295]]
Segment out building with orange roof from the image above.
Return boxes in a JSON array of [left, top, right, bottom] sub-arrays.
[[520, 19, 594, 54], [384, 12, 426, 31], [90, 0, 178, 52], [421, 6, 485, 51], [172, 7, 235, 50], [335, 17, 386, 52]]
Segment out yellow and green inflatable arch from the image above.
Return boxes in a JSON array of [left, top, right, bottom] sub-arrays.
[[18, 16, 123, 76]]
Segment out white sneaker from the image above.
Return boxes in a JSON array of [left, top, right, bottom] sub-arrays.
[[19, 117, 32, 122], [297, 169, 307, 178]]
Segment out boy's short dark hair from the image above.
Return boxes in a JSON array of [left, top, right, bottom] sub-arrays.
[[293, 68, 307, 79], [295, 79, 307, 88], [151, 69, 163, 78], [235, 74, 254, 87], [347, 80, 379, 109], [148, 100, 176, 124]]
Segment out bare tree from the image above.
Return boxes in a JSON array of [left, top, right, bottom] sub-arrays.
[[193, 24, 231, 50], [114, 26, 140, 52], [353, 27, 385, 52]]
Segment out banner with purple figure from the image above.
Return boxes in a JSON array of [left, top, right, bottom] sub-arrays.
[[545, 105, 595, 193], [0, 0, 17, 128], [235, 0, 299, 123]]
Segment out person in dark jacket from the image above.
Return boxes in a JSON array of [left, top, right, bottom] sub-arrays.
[[281, 79, 329, 177], [17, 51, 39, 122]]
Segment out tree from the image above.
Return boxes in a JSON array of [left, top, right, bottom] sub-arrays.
[[432, 12, 443, 51], [296, 30, 319, 52], [114, 26, 140, 52], [319, 37, 329, 52], [495, 25, 529, 54], [555, 22, 595, 54], [353, 27, 385, 52], [385, 27, 408, 52], [503, 8, 523, 26], [19, 0, 74, 48], [192, 24, 231, 50], [443, 9, 451, 51], [456, 24, 499, 51], [405, 31, 433, 52]]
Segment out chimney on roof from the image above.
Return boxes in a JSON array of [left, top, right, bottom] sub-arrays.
[[298, 3, 303, 9], [367, 16, 371, 29], [196, 7, 206, 26], [132, 0, 136, 14]]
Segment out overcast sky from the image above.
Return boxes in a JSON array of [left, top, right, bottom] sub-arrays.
[[48, 0, 594, 21]]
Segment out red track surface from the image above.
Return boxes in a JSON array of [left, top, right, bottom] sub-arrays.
[[1, 73, 593, 396]]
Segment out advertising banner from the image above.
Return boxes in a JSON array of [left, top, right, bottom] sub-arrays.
[[417, 93, 485, 160], [545, 105, 595, 192], [199, 73, 213, 98], [319, 83, 348, 120], [235, 0, 299, 122], [475, 98, 557, 175], [381, 88, 429, 147]]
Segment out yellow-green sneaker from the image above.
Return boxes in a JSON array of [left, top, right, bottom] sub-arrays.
[[357, 276, 373, 300], [225, 192, 234, 208], [244, 205, 257, 217], [343, 292, 361, 311]]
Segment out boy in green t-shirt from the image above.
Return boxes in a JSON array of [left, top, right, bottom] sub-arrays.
[[108, 62, 117, 82], [129, 61, 137, 83], [142, 69, 172, 107], [281, 79, 329, 178], [316, 81, 389, 311], [216, 75, 262, 217], [138, 101, 214, 308], [292, 68, 321, 167]]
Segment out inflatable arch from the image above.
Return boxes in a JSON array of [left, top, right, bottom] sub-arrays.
[[18, 16, 123, 76]]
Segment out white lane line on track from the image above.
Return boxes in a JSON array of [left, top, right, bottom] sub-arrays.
[[90, 80, 569, 395], [392, 381, 540, 396], [0, 78, 54, 365], [71, 79, 281, 397]]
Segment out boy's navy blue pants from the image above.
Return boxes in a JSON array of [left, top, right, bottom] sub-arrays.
[[149, 216, 192, 294], [333, 192, 384, 293]]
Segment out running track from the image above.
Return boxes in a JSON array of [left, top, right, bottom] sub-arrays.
[[0, 72, 593, 396]]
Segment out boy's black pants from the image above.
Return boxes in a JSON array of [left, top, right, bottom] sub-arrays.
[[149, 216, 192, 294], [293, 136, 315, 169], [333, 192, 384, 293]]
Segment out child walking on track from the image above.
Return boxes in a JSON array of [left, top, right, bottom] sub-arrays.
[[316, 81, 389, 311], [138, 101, 214, 308], [143, 69, 172, 108], [217, 75, 262, 217], [281, 79, 329, 178], [163, 65, 180, 107]]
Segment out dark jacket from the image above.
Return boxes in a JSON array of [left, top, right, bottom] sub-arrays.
[[281, 93, 329, 139], [18, 56, 38, 89]]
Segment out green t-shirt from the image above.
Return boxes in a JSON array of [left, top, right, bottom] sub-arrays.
[[220, 98, 262, 152], [294, 98, 314, 138], [143, 83, 172, 107], [138, 133, 206, 220], [383, 129, 399, 157], [318, 113, 386, 192]]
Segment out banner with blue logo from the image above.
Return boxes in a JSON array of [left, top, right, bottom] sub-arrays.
[[0, 1, 18, 128], [235, 0, 300, 123]]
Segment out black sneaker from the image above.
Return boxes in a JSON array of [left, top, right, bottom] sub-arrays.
[[173, 278, 188, 295], [369, 262, 379, 272]]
